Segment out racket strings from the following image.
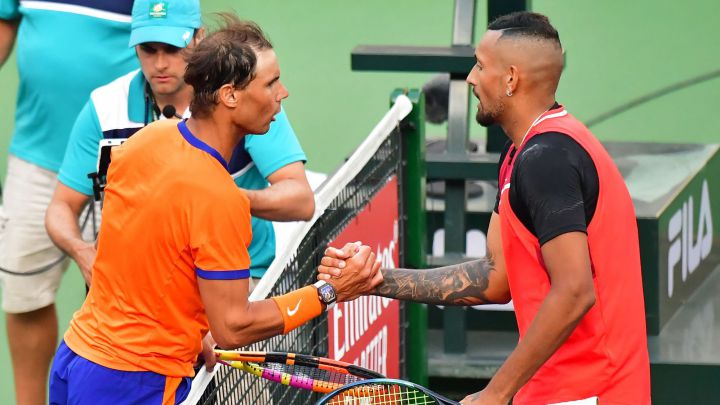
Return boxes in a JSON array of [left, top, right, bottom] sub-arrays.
[[224, 360, 366, 393], [326, 384, 438, 405], [265, 362, 364, 384]]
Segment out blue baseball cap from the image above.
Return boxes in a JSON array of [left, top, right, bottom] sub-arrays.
[[129, 0, 202, 48]]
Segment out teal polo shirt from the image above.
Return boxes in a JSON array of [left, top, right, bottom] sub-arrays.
[[2, 0, 137, 172]]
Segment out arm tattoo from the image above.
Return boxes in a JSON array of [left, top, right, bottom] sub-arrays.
[[374, 255, 498, 306]]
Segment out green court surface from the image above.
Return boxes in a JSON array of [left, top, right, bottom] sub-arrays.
[[1, 0, 719, 402]]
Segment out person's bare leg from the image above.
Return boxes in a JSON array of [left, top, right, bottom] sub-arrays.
[[6, 304, 58, 405]]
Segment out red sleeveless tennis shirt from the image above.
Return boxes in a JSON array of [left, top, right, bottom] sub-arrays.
[[498, 106, 651, 404]]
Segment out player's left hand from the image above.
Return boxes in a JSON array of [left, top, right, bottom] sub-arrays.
[[198, 332, 217, 371], [460, 389, 508, 405]]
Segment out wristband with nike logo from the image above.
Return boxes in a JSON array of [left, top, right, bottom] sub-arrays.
[[271, 285, 323, 334]]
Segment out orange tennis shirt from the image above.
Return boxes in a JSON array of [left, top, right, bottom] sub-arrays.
[[64, 120, 252, 377]]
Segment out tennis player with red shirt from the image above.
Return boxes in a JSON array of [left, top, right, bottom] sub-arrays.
[[320, 12, 651, 405], [48, 17, 382, 404]]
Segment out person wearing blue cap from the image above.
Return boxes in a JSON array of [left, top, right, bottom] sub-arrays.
[[0, 1, 137, 403], [46, 0, 314, 294]]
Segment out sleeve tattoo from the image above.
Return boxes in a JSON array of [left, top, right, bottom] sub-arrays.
[[373, 255, 498, 306]]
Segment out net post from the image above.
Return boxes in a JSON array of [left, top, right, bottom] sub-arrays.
[[391, 88, 429, 387]]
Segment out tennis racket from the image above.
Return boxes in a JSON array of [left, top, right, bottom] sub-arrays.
[[214, 350, 384, 394], [317, 378, 459, 404]]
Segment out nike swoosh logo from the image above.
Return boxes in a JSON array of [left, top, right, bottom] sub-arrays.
[[287, 299, 302, 317]]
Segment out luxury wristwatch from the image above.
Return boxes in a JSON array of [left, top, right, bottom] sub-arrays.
[[313, 280, 337, 311]]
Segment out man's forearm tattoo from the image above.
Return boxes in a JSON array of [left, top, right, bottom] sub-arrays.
[[374, 255, 497, 306]]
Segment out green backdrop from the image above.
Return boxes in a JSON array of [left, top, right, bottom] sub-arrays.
[[1, 0, 719, 401]]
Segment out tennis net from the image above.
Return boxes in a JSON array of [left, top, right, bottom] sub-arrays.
[[182, 95, 414, 404]]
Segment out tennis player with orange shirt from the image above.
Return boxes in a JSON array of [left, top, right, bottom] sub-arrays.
[[48, 17, 382, 404]]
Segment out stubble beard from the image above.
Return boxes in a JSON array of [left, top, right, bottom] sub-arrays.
[[475, 91, 509, 128], [476, 103, 500, 127]]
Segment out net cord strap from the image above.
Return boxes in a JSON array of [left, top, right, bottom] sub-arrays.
[[180, 94, 413, 405]]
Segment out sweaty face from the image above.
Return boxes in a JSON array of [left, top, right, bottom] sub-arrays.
[[233, 49, 289, 135], [136, 42, 189, 98], [466, 31, 506, 127]]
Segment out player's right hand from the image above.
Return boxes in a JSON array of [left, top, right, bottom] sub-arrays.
[[317, 241, 361, 280], [325, 245, 382, 302]]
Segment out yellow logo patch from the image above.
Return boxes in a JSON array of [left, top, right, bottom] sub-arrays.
[[149, 2, 167, 18]]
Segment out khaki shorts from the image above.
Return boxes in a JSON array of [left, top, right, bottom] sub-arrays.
[[0, 155, 70, 313]]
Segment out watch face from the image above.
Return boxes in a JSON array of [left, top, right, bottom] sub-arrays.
[[318, 284, 337, 303]]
